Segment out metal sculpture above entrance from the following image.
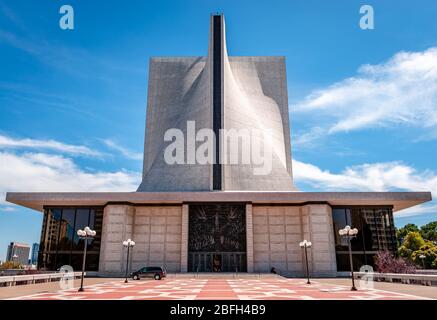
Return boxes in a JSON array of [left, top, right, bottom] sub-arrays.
[[188, 204, 247, 272]]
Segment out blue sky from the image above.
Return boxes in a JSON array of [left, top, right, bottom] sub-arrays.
[[1, 0, 437, 260]]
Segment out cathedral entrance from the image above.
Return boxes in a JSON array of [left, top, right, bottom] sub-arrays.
[[188, 204, 247, 272]]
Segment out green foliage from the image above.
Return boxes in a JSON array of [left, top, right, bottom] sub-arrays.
[[0, 260, 21, 270], [398, 231, 425, 260], [396, 221, 437, 270], [420, 221, 437, 243], [396, 223, 419, 244], [432, 258, 437, 269], [411, 242, 437, 269]]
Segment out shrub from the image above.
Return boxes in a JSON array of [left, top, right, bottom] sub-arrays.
[[411, 241, 437, 269], [432, 258, 437, 269], [398, 231, 425, 260], [0, 261, 21, 270], [374, 251, 416, 274]]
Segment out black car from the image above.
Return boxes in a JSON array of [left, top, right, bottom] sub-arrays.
[[131, 266, 167, 280]]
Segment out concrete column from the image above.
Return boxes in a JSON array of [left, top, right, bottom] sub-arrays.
[[302, 204, 337, 277], [246, 203, 254, 273], [180, 204, 189, 272], [98, 204, 134, 276]]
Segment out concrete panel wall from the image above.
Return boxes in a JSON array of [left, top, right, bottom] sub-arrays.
[[252, 206, 303, 276], [99, 203, 336, 276], [98, 205, 135, 275], [302, 205, 337, 276], [252, 205, 337, 277], [98, 205, 183, 275], [131, 206, 182, 272]]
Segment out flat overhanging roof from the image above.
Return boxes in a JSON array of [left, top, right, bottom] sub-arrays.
[[5, 191, 432, 213]]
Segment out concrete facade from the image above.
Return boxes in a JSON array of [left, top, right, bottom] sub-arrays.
[[137, 14, 295, 192], [4, 14, 433, 277], [251, 205, 336, 277], [99, 205, 183, 275], [97, 203, 336, 277]]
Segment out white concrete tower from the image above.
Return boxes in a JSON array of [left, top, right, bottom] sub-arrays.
[[137, 14, 296, 191]]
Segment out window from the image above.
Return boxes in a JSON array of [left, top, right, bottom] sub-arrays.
[[58, 209, 75, 253], [39, 207, 103, 271], [73, 209, 90, 251], [332, 206, 397, 271]]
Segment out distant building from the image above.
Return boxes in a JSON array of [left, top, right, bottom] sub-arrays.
[[31, 243, 40, 265], [6, 242, 30, 266]]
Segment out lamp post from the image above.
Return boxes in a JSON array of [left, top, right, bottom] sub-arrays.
[[77, 226, 96, 292], [419, 254, 426, 269], [299, 240, 312, 284], [123, 239, 135, 283], [339, 225, 359, 291]]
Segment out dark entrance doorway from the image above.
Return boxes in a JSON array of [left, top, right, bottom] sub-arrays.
[[188, 204, 247, 272]]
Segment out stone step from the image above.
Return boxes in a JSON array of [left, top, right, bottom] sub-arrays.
[[166, 273, 283, 279]]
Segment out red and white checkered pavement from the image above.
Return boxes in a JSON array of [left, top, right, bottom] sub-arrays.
[[7, 277, 430, 300]]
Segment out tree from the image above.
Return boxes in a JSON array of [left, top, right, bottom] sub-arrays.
[[420, 221, 437, 243], [374, 251, 416, 274], [396, 224, 419, 245], [398, 231, 425, 260], [411, 242, 437, 269], [0, 261, 21, 270], [432, 258, 437, 269]]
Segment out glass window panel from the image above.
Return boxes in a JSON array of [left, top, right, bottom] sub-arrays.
[[335, 254, 350, 272], [352, 254, 367, 271], [39, 207, 104, 271], [360, 208, 378, 251], [58, 209, 75, 252], [73, 209, 90, 251], [89, 210, 95, 229], [44, 209, 62, 253], [88, 209, 103, 252], [333, 206, 397, 272], [86, 253, 99, 271], [55, 254, 71, 270], [70, 254, 83, 271], [39, 253, 55, 271], [332, 209, 348, 250], [365, 254, 376, 270], [39, 211, 48, 251], [374, 208, 397, 251], [350, 208, 365, 251]]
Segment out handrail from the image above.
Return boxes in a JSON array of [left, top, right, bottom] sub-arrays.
[[0, 272, 85, 286], [354, 272, 437, 286]]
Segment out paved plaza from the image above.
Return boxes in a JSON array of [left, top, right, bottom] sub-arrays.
[[2, 276, 435, 300]]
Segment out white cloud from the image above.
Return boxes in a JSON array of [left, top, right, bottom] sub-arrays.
[[293, 159, 437, 218], [0, 206, 16, 212], [102, 139, 142, 160], [0, 151, 141, 206], [293, 159, 437, 193], [0, 134, 100, 157], [394, 203, 437, 218], [292, 127, 325, 147], [293, 47, 437, 140]]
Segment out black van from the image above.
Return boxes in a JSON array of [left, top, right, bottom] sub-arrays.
[[131, 266, 167, 280]]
